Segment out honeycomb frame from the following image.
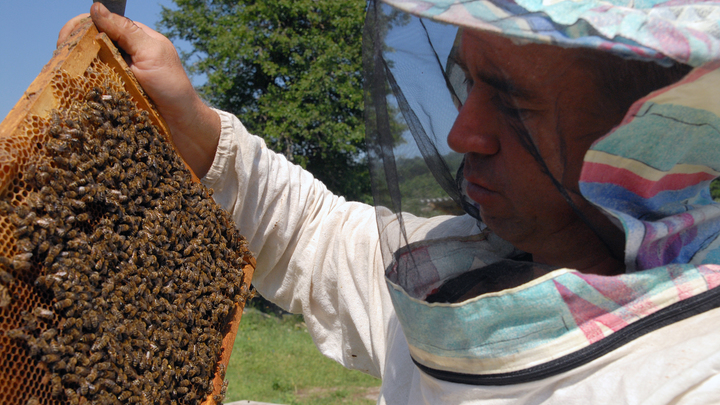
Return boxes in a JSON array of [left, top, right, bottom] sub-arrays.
[[0, 19, 255, 405]]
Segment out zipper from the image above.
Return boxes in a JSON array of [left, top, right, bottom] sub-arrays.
[[413, 286, 720, 386]]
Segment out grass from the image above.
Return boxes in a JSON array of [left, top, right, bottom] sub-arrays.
[[224, 308, 381, 404]]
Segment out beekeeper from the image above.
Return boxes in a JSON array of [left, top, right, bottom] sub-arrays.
[[61, 0, 720, 403]]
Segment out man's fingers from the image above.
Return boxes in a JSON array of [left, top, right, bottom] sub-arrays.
[[57, 14, 90, 48], [90, 2, 153, 59]]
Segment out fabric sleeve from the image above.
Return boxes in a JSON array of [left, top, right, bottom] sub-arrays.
[[201, 110, 479, 378]]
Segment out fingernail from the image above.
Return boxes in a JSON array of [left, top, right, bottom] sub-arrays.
[[91, 2, 110, 18]]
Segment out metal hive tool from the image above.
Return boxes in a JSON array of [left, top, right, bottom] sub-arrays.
[[0, 19, 255, 405]]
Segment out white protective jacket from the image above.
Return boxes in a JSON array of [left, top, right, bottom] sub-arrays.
[[203, 109, 720, 405]]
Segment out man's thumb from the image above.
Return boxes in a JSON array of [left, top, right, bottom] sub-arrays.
[[90, 2, 150, 58]]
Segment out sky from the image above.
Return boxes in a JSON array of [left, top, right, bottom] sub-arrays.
[[0, 1, 184, 121], [384, 13, 460, 158]]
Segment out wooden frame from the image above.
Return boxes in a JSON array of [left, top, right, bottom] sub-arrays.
[[0, 18, 254, 405]]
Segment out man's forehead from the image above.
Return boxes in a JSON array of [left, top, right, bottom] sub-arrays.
[[455, 37, 536, 101], [457, 29, 584, 101]]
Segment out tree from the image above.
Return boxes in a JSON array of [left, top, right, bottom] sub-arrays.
[[160, 0, 370, 201]]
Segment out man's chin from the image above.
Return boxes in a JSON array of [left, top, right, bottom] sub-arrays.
[[478, 214, 533, 250]]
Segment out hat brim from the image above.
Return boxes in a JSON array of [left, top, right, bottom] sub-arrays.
[[381, 0, 720, 66]]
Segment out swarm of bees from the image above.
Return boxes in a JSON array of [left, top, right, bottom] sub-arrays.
[[1, 72, 251, 404]]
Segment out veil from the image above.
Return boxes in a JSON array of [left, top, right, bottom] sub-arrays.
[[361, 0, 696, 300], [363, 1, 475, 268]]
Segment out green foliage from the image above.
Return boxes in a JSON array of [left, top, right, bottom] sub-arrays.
[[395, 153, 465, 217], [225, 309, 380, 404], [160, 0, 370, 201]]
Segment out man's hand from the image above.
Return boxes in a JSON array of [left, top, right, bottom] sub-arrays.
[[58, 3, 221, 178]]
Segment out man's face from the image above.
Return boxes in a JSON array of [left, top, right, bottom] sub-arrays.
[[447, 30, 623, 260]]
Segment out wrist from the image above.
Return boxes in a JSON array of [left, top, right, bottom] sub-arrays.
[[166, 94, 221, 179]]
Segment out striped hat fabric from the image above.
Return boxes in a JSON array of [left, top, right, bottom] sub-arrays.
[[381, 0, 720, 66], [579, 61, 720, 272]]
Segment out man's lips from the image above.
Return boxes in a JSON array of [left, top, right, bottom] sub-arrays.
[[464, 174, 495, 193], [462, 154, 504, 206], [463, 166, 499, 205], [465, 180, 497, 204], [463, 160, 497, 193]]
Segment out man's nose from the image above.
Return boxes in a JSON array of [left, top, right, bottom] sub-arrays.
[[446, 90, 501, 156]]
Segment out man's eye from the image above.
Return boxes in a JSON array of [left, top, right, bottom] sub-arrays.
[[493, 94, 528, 120], [463, 76, 474, 94]]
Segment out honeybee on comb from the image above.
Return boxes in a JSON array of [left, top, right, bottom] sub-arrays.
[[0, 58, 252, 404]]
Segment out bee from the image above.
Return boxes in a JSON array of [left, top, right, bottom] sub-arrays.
[[10, 253, 32, 271], [16, 238, 35, 253], [116, 368, 129, 385], [56, 225, 69, 239], [101, 378, 121, 395], [78, 380, 90, 396], [36, 239, 50, 254], [126, 395, 143, 403], [5, 328, 29, 341], [91, 334, 111, 352], [65, 388, 80, 405], [87, 101, 103, 112], [75, 365, 90, 377], [29, 171, 52, 189], [0, 285, 10, 307], [44, 243, 64, 266], [48, 340, 65, 355], [62, 373, 81, 385], [54, 298, 73, 311], [85, 310, 101, 329], [67, 198, 85, 210], [217, 379, 229, 402], [52, 155, 69, 167], [53, 359, 68, 371], [88, 351, 103, 364], [66, 356, 78, 373], [84, 87, 100, 101], [87, 367, 99, 383], [40, 328, 58, 340], [50, 375, 63, 397], [45, 138, 69, 154], [42, 353, 61, 364], [33, 306, 54, 320]]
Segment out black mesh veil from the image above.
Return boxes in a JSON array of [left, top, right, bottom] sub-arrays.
[[360, 0, 689, 282], [362, 1, 562, 303], [363, 0, 689, 288], [363, 0, 479, 269]]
